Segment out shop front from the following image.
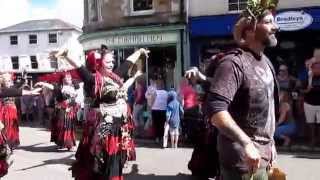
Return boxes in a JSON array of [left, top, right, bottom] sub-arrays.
[[189, 7, 320, 74], [268, 7, 320, 77], [189, 14, 238, 68], [79, 25, 187, 89]]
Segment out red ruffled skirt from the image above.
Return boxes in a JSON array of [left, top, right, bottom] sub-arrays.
[[72, 108, 100, 180], [0, 104, 19, 149], [0, 134, 8, 178], [51, 105, 78, 149]]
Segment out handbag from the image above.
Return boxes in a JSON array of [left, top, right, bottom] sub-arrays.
[[268, 167, 286, 180]]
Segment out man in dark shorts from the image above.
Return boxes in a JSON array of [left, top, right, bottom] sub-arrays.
[[187, 1, 280, 179]]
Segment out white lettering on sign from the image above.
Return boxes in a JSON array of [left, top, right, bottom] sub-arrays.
[[276, 11, 313, 31]]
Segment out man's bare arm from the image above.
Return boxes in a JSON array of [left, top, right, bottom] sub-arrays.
[[211, 111, 251, 146], [211, 110, 261, 172]]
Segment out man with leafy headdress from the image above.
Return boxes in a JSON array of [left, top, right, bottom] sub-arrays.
[[187, 0, 280, 179]]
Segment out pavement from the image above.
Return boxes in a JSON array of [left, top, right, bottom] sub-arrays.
[[2, 124, 320, 180]]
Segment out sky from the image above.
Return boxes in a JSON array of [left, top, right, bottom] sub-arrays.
[[0, 0, 84, 29]]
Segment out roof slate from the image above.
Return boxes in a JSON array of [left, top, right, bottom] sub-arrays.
[[0, 19, 82, 33]]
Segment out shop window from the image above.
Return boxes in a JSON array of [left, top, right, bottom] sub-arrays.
[[29, 34, 37, 44], [11, 56, 19, 69], [49, 33, 57, 43], [30, 56, 38, 69], [131, 0, 154, 15], [228, 0, 247, 12], [10, 35, 18, 45]]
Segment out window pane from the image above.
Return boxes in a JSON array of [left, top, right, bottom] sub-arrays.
[[229, 0, 238, 3], [239, 2, 247, 10], [29, 35, 37, 44], [228, 3, 238, 11], [30, 56, 38, 69], [49, 33, 57, 43], [133, 0, 153, 11], [89, 0, 98, 22], [10, 36, 18, 45], [49, 34, 57, 43], [50, 58, 58, 69], [11, 56, 19, 69]]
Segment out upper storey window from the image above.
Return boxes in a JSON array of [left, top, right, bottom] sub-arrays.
[[29, 34, 37, 44], [228, 0, 247, 12], [89, 0, 99, 22], [10, 36, 18, 45], [131, 0, 154, 15], [49, 33, 57, 43]]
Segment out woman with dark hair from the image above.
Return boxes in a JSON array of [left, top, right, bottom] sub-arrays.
[[64, 47, 148, 180], [36, 73, 79, 151]]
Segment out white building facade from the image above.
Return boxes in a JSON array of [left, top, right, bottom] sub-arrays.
[[0, 19, 83, 73]]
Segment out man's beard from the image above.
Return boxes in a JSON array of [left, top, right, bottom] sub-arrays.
[[263, 34, 278, 47]]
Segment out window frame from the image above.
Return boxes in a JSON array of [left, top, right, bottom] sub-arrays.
[[48, 33, 57, 44], [10, 35, 18, 45], [130, 0, 155, 16], [11, 56, 19, 70], [29, 34, 38, 44], [49, 53, 58, 69], [228, 0, 247, 12], [30, 55, 38, 69]]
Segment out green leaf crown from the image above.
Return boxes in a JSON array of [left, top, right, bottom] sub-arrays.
[[244, 0, 279, 18]]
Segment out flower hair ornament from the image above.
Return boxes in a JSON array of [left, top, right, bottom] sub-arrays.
[[233, 0, 279, 46]]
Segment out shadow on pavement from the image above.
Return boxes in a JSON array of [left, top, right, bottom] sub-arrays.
[[293, 154, 320, 159], [135, 139, 193, 149], [17, 154, 74, 171], [17, 143, 70, 153], [125, 164, 198, 180], [279, 151, 320, 159], [19, 120, 49, 129]]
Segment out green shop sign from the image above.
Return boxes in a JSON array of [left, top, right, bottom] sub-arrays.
[[81, 31, 179, 50], [105, 32, 178, 46]]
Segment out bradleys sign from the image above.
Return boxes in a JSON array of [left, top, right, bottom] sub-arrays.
[[276, 11, 313, 31]]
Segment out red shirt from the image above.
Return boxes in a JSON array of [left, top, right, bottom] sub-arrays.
[[180, 85, 198, 109]]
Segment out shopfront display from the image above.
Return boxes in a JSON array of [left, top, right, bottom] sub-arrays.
[[79, 25, 187, 89], [189, 7, 320, 75]]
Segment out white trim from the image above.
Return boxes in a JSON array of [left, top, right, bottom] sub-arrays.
[[130, 0, 155, 16]]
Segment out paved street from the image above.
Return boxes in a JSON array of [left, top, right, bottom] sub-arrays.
[[2, 125, 320, 180]]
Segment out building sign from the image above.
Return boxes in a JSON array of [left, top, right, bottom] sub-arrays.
[[276, 11, 313, 31], [81, 31, 179, 50], [105, 32, 178, 47]]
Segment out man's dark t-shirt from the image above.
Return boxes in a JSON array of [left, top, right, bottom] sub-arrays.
[[304, 76, 320, 105], [206, 49, 279, 173]]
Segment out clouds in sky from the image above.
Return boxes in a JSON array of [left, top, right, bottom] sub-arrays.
[[0, 0, 83, 29]]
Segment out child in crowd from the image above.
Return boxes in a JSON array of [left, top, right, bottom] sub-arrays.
[[163, 90, 183, 148]]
